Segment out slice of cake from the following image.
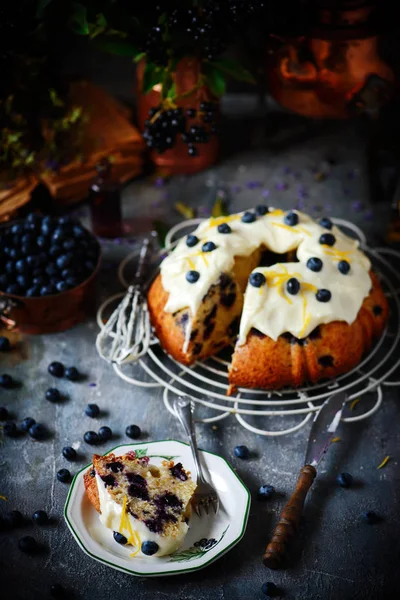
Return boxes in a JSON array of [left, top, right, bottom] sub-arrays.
[[84, 451, 197, 557]]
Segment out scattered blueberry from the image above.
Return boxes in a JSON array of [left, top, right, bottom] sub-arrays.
[[319, 217, 333, 230], [0, 406, 9, 420], [234, 445, 250, 459], [217, 223, 232, 234], [286, 277, 300, 295], [126, 424, 141, 439], [98, 426, 112, 442], [85, 403, 100, 418], [0, 374, 14, 389], [57, 469, 71, 483], [4, 421, 17, 437], [186, 270, 200, 284], [32, 510, 49, 525], [18, 536, 39, 554], [65, 366, 79, 381], [20, 417, 36, 432], [62, 446, 77, 461], [338, 260, 351, 274], [337, 473, 353, 488], [241, 211, 256, 223], [4, 510, 24, 528], [186, 235, 199, 247], [255, 204, 268, 216], [249, 272, 266, 288], [141, 541, 159, 555], [363, 510, 380, 524], [45, 388, 61, 403], [261, 581, 280, 597], [48, 361, 65, 378], [0, 336, 11, 352], [84, 431, 99, 445], [316, 289, 332, 302], [202, 241, 217, 252], [306, 257, 323, 272], [319, 233, 336, 246], [284, 211, 299, 226], [113, 531, 128, 545], [258, 485, 275, 500], [29, 423, 47, 440]]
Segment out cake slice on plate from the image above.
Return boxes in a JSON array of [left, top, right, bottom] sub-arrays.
[[84, 451, 197, 557]]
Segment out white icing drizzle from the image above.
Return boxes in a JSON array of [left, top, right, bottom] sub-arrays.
[[160, 208, 371, 345]]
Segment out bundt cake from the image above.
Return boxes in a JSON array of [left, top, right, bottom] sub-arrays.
[[84, 451, 196, 556], [147, 206, 388, 390]]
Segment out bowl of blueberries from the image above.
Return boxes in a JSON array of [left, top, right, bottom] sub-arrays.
[[0, 213, 101, 333]]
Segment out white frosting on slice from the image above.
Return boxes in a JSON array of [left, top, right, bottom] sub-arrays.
[[96, 475, 188, 557], [160, 208, 371, 344]]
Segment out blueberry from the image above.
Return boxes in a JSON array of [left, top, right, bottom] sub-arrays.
[[4, 421, 17, 436], [62, 446, 77, 460], [49, 244, 62, 258], [21, 417, 36, 432], [258, 484, 275, 500], [0, 336, 11, 352], [0, 406, 9, 420], [319, 233, 336, 246], [73, 225, 87, 239], [40, 285, 56, 296], [4, 510, 24, 527], [16, 274, 30, 290], [186, 234, 199, 248], [85, 403, 100, 418], [48, 361, 65, 378], [255, 204, 268, 216], [32, 510, 49, 525], [126, 424, 141, 439], [56, 281, 70, 293], [9, 248, 21, 259], [217, 223, 232, 234], [241, 211, 256, 223], [337, 472, 353, 488], [15, 259, 27, 273], [45, 388, 61, 402], [141, 541, 159, 555], [250, 272, 267, 288], [29, 423, 47, 440], [202, 241, 217, 252], [63, 238, 76, 251], [33, 276, 47, 287], [11, 223, 23, 235], [26, 286, 41, 297], [98, 426, 112, 441], [65, 366, 79, 381], [0, 374, 14, 388], [50, 583, 65, 598], [319, 217, 333, 230], [18, 535, 39, 554], [306, 257, 323, 272], [186, 270, 200, 284], [316, 289, 332, 302], [284, 211, 299, 226], [26, 213, 42, 225], [6, 283, 21, 295], [45, 263, 59, 277], [65, 277, 78, 288], [5, 261, 15, 275], [261, 581, 280, 597], [52, 228, 65, 243], [113, 531, 128, 545], [363, 510, 380, 524], [338, 260, 350, 274], [286, 277, 300, 295], [84, 431, 99, 445], [234, 445, 250, 459], [36, 236, 48, 248], [57, 468, 71, 483]]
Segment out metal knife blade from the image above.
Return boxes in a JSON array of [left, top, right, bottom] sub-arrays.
[[305, 391, 347, 468]]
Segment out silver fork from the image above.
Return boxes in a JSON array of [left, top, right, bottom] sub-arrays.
[[173, 396, 219, 517]]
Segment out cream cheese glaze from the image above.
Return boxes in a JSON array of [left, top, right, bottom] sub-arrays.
[[160, 208, 371, 344], [96, 474, 188, 557]]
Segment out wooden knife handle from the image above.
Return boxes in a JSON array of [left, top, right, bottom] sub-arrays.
[[263, 464, 316, 569]]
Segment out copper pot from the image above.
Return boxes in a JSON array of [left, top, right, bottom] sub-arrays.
[[0, 242, 102, 334], [137, 57, 219, 175], [267, 1, 395, 118]]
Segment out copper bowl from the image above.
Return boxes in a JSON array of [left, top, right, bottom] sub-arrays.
[[0, 239, 102, 335]]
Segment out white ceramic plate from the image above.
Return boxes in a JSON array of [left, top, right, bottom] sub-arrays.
[[64, 440, 251, 577]]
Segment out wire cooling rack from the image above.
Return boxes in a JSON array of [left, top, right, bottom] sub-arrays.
[[97, 218, 400, 436]]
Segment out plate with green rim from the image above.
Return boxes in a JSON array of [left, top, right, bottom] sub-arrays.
[[64, 440, 251, 577]]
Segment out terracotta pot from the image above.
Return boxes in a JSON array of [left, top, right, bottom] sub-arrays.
[[137, 58, 219, 175], [267, 1, 395, 119]]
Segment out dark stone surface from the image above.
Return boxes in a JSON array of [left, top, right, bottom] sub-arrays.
[[1, 120, 400, 600]]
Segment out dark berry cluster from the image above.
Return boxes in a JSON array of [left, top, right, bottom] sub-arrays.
[[0, 213, 99, 297], [144, 102, 218, 156]]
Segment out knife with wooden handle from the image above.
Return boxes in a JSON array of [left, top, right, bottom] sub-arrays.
[[263, 391, 347, 569]]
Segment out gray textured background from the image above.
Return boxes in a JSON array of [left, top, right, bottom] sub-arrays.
[[1, 117, 400, 600]]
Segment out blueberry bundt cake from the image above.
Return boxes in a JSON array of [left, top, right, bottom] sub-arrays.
[[84, 451, 196, 556], [147, 207, 388, 389]]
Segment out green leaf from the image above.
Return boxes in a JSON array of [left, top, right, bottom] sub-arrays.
[[134, 448, 148, 458], [88, 13, 107, 39], [142, 62, 163, 94], [167, 83, 176, 99], [93, 37, 138, 57], [134, 52, 146, 63], [169, 547, 206, 563], [49, 88, 64, 107], [203, 64, 226, 98], [148, 454, 179, 461], [70, 3, 89, 36], [209, 58, 256, 84], [36, 0, 53, 18]]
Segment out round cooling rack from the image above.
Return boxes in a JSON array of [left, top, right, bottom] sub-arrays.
[[97, 218, 400, 436]]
